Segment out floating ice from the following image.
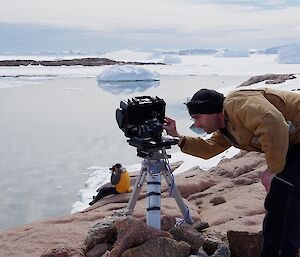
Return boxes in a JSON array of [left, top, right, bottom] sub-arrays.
[[96, 65, 160, 94], [96, 65, 160, 82]]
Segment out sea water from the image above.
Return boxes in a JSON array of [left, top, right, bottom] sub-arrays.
[[0, 74, 248, 230]]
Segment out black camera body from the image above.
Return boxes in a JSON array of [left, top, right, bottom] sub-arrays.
[[116, 96, 178, 150]]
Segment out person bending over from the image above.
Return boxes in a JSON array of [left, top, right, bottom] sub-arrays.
[[164, 88, 300, 257], [89, 163, 132, 205]]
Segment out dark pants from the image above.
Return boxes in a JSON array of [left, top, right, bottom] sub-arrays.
[[260, 144, 300, 257], [89, 186, 119, 205]]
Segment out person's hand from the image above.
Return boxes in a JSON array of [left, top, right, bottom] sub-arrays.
[[163, 116, 180, 137], [260, 169, 275, 193]]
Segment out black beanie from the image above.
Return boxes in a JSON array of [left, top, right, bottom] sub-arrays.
[[110, 163, 122, 171], [186, 89, 224, 115], [114, 163, 122, 168]]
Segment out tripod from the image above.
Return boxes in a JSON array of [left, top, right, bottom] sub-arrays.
[[127, 146, 193, 229]]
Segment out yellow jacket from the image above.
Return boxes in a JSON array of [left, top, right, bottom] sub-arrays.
[[180, 88, 300, 174], [115, 170, 132, 193]]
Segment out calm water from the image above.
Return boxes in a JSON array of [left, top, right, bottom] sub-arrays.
[[0, 74, 248, 231]]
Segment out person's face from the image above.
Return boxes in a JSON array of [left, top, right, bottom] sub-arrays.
[[191, 113, 221, 134]]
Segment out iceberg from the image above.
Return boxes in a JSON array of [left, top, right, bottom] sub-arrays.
[[215, 49, 250, 58], [96, 65, 160, 94], [96, 65, 160, 82], [276, 44, 300, 64]]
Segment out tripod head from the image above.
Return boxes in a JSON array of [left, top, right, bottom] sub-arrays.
[[129, 136, 178, 159]]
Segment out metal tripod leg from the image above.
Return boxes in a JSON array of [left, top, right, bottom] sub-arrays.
[[162, 168, 193, 224], [146, 159, 164, 229], [127, 162, 147, 214], [127, 157, 193, 229]]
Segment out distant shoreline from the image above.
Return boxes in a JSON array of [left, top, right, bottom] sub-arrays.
[[0, 57, 165, 67]]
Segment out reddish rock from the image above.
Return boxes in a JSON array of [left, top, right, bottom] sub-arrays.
[[84, 214, 120, 251], [109, 218, 172, 257], [238, 73, 296, 87], [227, 230, 263, 257], [193, 221, 209, 232], [86, 243, 113, 257], [209, 196, 226, 206], [161, 215, 176, 231], [202, 236, 221, 256], [121, 237, 190, 257], [41, 246, 84, 257], [170, 223, 204, 252]]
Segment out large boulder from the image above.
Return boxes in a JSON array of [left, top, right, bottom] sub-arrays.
[[170, 223, 204, 252], [227, 230, 262, 257], [107, 218, 172, 257], [121, 237, 190, 257]]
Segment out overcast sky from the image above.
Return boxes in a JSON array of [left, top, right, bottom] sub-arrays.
[[1, 0, 300, 53]]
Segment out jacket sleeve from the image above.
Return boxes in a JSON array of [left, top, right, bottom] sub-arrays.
[[180, 130, 232, 159], [226, 95, 289, 174], [111, 172, 121, 185]]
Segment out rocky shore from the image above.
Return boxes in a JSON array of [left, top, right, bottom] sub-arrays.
[[0, 151, 268, 257], [0, 58, 165, 67]]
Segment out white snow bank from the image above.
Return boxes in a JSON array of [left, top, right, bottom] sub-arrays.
[[97, 65, 160, 82], [276, 44, 300, 64], [215, 49, 250, 58], [71, 163, 140, 214]]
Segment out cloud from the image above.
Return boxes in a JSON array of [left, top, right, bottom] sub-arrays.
[[0, 0, 300, 51], [1, 0, 299, 31], [193, 0, 300, 9]]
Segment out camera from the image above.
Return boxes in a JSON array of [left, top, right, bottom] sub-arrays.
[[116, 96, 178, 150]]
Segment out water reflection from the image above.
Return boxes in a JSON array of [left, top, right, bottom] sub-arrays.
[[97, 80, 160, 95]]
